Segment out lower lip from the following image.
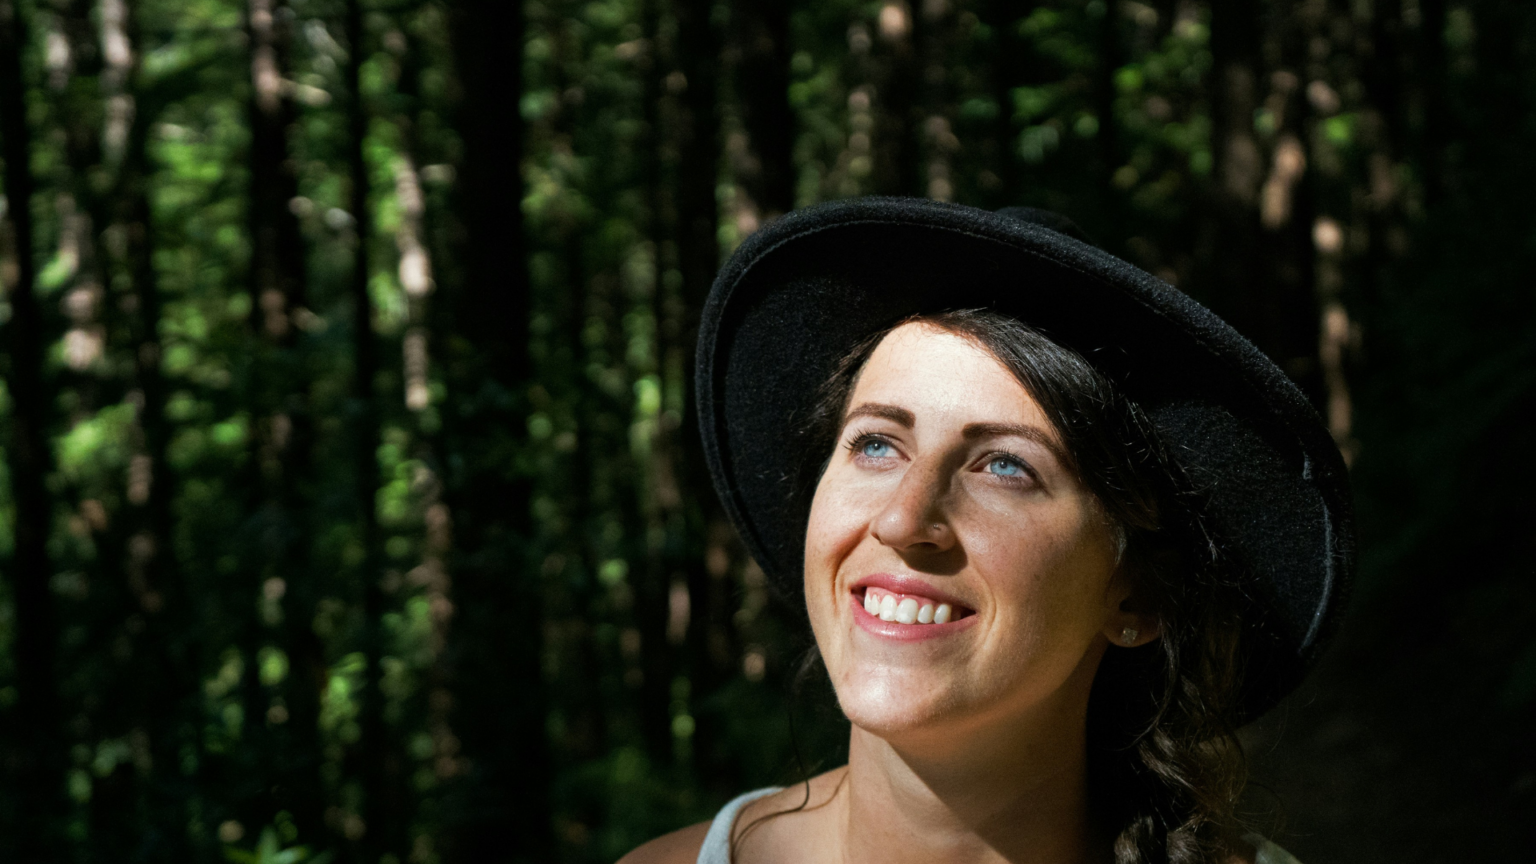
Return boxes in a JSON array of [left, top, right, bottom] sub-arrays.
[[850, 592, 977, 642]]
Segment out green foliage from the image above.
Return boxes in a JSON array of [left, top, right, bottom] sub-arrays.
[[224, 827, 333, 864]]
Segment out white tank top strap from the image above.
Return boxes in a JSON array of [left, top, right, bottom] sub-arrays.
[[1243, 832, 1304, 864], [695, 787, 783, 864]]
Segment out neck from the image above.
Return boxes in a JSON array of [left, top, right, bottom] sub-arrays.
[[838, 653, 1109, 864]]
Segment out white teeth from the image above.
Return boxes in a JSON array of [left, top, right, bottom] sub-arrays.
[[862, 589, 960, 626]]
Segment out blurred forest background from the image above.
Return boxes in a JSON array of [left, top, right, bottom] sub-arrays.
[[0, 0, 1532, 861]]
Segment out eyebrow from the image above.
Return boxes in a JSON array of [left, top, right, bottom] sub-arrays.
[[962, 422, 1074, 469], [843, 402, 915, 427]]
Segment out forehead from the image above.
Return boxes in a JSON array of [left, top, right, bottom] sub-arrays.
[[851, 322, 1045, 422]]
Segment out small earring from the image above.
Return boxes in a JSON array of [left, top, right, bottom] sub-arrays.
[[1120, 627, 1139, 646]]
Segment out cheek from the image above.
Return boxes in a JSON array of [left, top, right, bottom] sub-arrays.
[[804, 472, 884, 671], [803, 482, 852, 627], [804, 471, 875, 577], [968, 504, 1118, 642]]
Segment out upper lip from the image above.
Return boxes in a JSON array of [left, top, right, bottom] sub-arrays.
[[850, 572, 973, 611]]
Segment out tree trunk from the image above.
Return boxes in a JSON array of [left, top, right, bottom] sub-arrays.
[[246, 0, 309, 340], [1093, 0, 1124, 231], [110, 0, 198, 853], [979, 0, 1036, 208], [0, 0, 66, 855], [51, 0, 150, 851], [548, 2, 610, 780], [671, 0, 731, 785], [871, 1, 919, 196], [635, 0, 676, 768], [243, 0, 327, 845], [731, 0, 795, 218], [1198, 0, 1322, 402], [1252, 2, 1321, 403], [1199, 0, 1262, 335], [441, 0, 550, 859], [342, 1, 401, 860], [1417, 0, 1449, 204], [913, 0, 956, 201]]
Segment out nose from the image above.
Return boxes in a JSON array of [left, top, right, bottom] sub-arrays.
[[870, 457, 956, 552]]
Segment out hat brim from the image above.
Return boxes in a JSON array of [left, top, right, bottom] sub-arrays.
[[695, 197, 1353, 719]]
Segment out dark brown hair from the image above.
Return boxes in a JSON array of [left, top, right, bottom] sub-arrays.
[[785, 309, 1251, 864]]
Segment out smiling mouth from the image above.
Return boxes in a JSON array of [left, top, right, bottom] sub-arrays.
[[855, 585, 975, 626]]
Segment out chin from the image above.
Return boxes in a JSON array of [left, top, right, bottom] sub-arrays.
[[832, 665, 963, 737]]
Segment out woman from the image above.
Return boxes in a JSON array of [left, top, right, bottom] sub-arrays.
[[623, 198, 1352, 864]]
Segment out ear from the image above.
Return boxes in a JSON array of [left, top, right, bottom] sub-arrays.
[[1103, 589, 1161, 649]]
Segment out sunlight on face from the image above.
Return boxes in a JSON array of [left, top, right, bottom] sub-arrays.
[[804, 322, 1125, 740]]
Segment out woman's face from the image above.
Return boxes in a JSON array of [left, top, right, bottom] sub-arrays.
[[805, 322, 1131, 741]]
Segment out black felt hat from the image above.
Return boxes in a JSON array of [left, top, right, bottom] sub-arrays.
[[694, 196, 1353, 719]]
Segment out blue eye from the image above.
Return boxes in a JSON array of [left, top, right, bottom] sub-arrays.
[[860, 439, 892, 459], [988, 456, 1023, 477]]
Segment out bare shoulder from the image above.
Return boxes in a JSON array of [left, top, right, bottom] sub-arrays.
[[616, 820, 711, 864]]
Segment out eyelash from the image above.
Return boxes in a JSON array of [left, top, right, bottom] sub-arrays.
[[844, 432, 1039, 484], [846, 431, 895, 460], [984, 450, 1037, 484]]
